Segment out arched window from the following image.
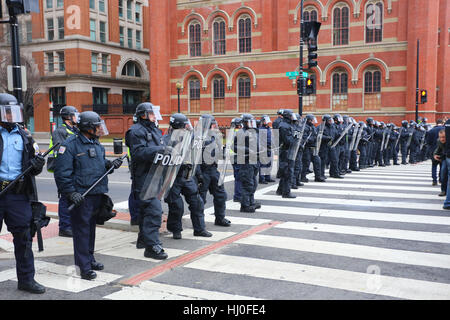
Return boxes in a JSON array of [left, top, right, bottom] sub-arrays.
[[213, 76, 225, 113], [189, 21, 202, 57], [366, 2, 383, 43], [121, 61, 141, 77], [238, 75, 251, 113], [213, 19, 226, 55], [238, 15, 252, 53], [332, 69, 348, 110], [364, 69, 382, 110], [303, 8, 319, 46], [189, 77, 201, 113], [304, 73, 317, 111], [333, 5, 349, 46]]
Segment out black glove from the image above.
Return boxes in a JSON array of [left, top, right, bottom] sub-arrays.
[[30, 154, 45, 171], [111, 158, 123, 169], [68, 192, 84, 208]]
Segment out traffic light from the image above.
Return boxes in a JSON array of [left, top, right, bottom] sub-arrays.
[[303, 21, 321, 69], [305, 77, 315, 96], [6, 0, 39, 16], [420, 89, 427, 104], [297, 78, 304, 96]]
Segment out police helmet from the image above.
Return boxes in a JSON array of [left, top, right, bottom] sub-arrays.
[[322, 114, 332, 122], [60, 106, 79, 121], [277, 109, 284, 115], [170, 113, 191, 130], [306, 114, 318, 124], [135, 102, 162, 121], [0, 93, 23, 124], [231, 117, 243, 127], [241, 114, 257, 128], [261, 115, 271, 124], [401, 120, 409, 128], [199, 114, 217, 130], [282, 109, 297, 121], [358, 121, 367, 128], [78, 111, 108, 137], [366, 117, 374, 125]]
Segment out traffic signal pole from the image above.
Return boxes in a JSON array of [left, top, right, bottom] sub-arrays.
[[298, 0, 304, 117], [415, 39, 419, 123], [9, 14, 23, 104]]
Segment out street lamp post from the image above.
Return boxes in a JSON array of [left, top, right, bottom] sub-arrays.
[[176, 82, 182, 113]]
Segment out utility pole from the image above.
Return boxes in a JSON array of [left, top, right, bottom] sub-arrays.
[[298, 0, 304, 117], [9, 14, 23, 104], [415, 39, 419, 123]]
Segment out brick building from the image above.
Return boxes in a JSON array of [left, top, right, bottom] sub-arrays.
[[1, 0, 151, 136], [150, 0, 450, 127]]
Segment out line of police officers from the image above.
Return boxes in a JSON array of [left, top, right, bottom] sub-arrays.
[[0, 92, 431, 294]]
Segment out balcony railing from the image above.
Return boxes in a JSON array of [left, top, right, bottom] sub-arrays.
[[81, 104, 139, 115]]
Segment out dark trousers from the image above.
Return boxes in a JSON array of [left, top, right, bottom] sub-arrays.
[[400, 141, 408, 163], [58, 194, 71, 231], [358, 144, 367, 168], [350, 149, 358, 170], [128, 190, 140, 221], [259, 153, 273, 182], [137, 195, 163, 247], [71, 194, 102, 273], [199, 165, 227, 220], [239, 164, 258, 207], [166, 177, 205, 233], [320, 146, 339, 177], [301, 147, 321, 179], [292, 150, 303, 185], [0, 193, 35, 283], [232, 164, 242, 201]]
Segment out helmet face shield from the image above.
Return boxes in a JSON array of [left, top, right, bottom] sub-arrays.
[[263, 116, 271, 124], [185, 120, 193, 131], [291, 113, 298, 121], [95, 120, 109, 137], [73, 112, 80, 123], [0, 104, 24, 123]]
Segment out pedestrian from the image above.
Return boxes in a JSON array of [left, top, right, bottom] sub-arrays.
[[0, 93, 46, 293], [427, 119, 444, 185], [47, 106, 80, 238], [54, 111, 123, 280], [434, 129, 446, 197], [125, 102, 169, 259], [442, 119, 450, 210]]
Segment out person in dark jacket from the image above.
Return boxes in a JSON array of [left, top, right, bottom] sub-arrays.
[[433, 129, 446, 196], [0, 93, 46, 294], [276, 110, 297, 198], [427, 119, 444, 185], [54, 111, 122, 280]]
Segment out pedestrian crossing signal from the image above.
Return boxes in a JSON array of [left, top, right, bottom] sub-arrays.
[[420, 90, 427, 104], [305, 77, 315, 96]]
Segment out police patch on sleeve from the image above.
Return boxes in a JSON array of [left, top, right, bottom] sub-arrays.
[[33, 142, 40, 155], [58, 146, 66, 154]]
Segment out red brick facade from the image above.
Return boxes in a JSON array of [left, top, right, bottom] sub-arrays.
[[149, 0, 450, 127]]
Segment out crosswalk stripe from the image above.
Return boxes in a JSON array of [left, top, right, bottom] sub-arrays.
[[291, 187, 439, 200], [316, 178, 431, 186], [236, 234, 450, 269], [351, 172, 430, 178], [304, 182, 436, 192], [226, 203, 450, 226], [200, 212, 271, 226], [333, 175, 429, 181], [104, 281, 259, 300], [275, 221, 450, 244], [184, 254, 450, 300], [254, 192, 443, 211], [160, 229, 236, 242]]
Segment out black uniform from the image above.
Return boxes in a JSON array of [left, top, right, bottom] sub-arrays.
[[301, 121, 322, 181], [277, 115, 296, 197]]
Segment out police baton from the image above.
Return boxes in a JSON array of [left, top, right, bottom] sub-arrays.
[[0, 143, 61, 198], [68, 154, 127, 212]]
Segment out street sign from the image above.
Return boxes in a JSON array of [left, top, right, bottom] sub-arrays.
[[286, 71, 309, 79]]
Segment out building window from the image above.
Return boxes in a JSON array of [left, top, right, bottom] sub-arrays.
[[57, 0, 64, 8], [100, 21, 106, 43], [366, 2, 383, 43], [123, 90, 143, 108], [127, 0, 132, 20], [333, 6, 349, 46], [238, 76, 251, 113], [101, 54, 108, 74], [119, 26, 124, 46], [364, 69, 382, 110], [136, 30, 141, 49], [213, 20, 226, 55], [121, 61, 141, 77], [58, 52, 65, 71], [189, 21, 202, 57], [135, 3, 141, 23], [47, 52, 54, 72], [99, 0, 105, 12], [47, 18, 54, 40], [119, 0, 123, 18], [213, 77, 225, 113], [93, 88, 108, 105], [238, 16, 252, 53], [189, 78, 201, 113], [89, 0, 95, 10], [303, 73, 317, 111], [332, 70, 348, 110], [303, 9, 318, 22], [127, 28, 133, 48], [91, 53, 98, 72], [90, 19, 96, 41], [46, 0, 53, 9], [26, 21, 32, 42], [58, 16, 64, 39]]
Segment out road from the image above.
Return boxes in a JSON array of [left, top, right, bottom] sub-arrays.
[[1, 160, 449, 302]]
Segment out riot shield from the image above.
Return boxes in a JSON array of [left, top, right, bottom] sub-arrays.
[[349, 123, 360, 151], [383, 130, 391, 150], [406, 129, 414, 149], [331, 122, 353, 148], [380, 130, 386, 152], [185, 117, 212, 179], [140, 129, 192, 200], [313, 123, 325, 156], [353, 125, 365, 151], [288, 118, 306, 161], [218, 124, 237, 186]]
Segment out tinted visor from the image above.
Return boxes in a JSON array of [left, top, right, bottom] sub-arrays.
[[0, 104, 23, 123]]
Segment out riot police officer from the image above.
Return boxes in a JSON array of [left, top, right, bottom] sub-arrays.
[[399, 120, 410, 164], [409, 121, 420, 164], [301, 114, 324, 182], [47, 106, 80, 238], [333, 114, 346, 175], [276, 109, 297, 198], [0, 93, 46, 293], [234, 114, 263, 210], [391, 125, 400, 165], [291, 113, 305, 189], [365, 117, 375, 167], [230, 118, 243, 202], [197, 114, 231, 227], [383, 123, 394, 166], [258, 115, 275, 184], [320, 115, 341, 179], [358, 121, 370, 170], [272, 109, 284, 130], [125, 102, 168, 259], [164, 113, 212, 239], [54, 111, 122, 280]]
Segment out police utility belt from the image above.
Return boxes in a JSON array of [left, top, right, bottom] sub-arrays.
[[0, 178, 25, 194]]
